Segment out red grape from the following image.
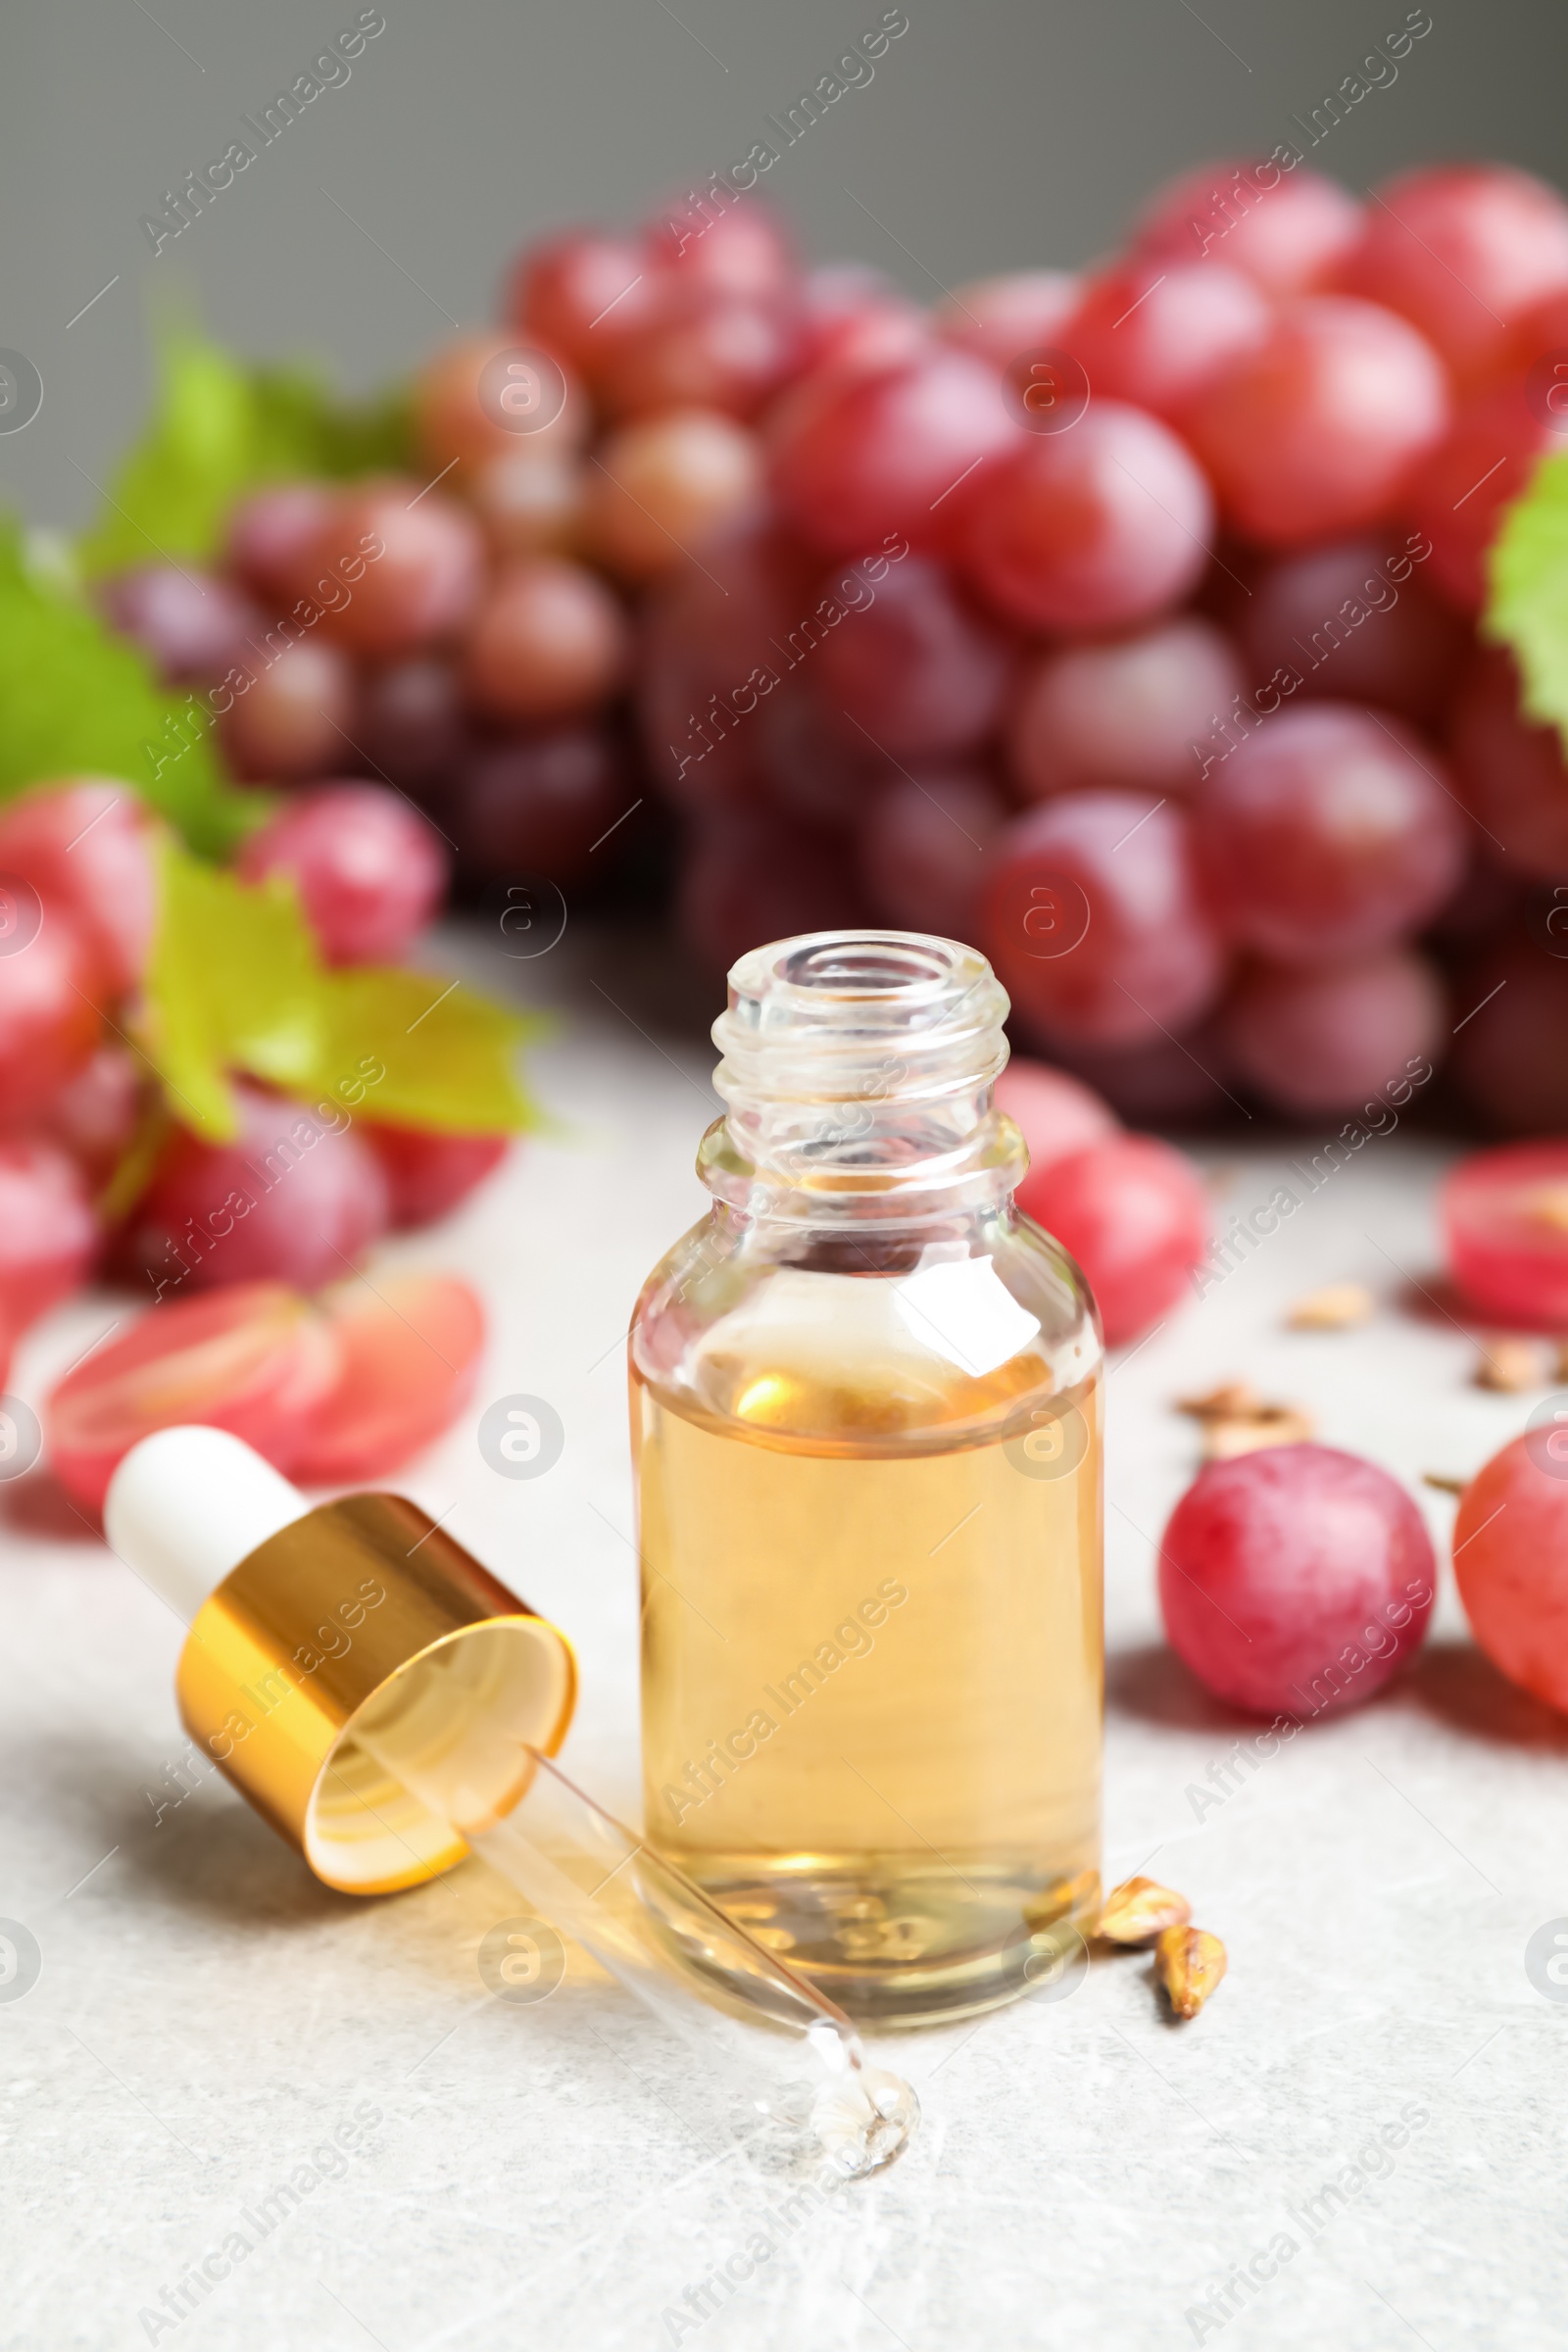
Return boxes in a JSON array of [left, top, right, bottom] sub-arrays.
[[0, 912, 105, 1115], [226, 485, 337, 605], [649, 200, 794, 298], [1158, 1445, 1436, 1718], [597, 287, 798, 421], [1406, 388, 1555, 614], [0, 1140, 99, 1330], [678, 808, 871, 974], [1059, 260, 1268, 418], [1444, 1142, 1568, 1328], [453, 731, 629, 883], [363, 1125, 510, 1228], [588, 409, 761, 579], [100, 567, 259, 687], [1134, 160, 1362, 293], [993, 1056, 1119, 1170], [934, 270, 1080, 369], [1338, 165, 1568, 387], [219, 636, 356, 782], [0, 780, 160, 995], [1180, 297, 1449, 546], [413, 329, 587, 472], [355, 659, 475, 801], [636, 525, 807, 809], [46, 1281, 342, 1512], [1220, 948, 1444, 1116], [956, 402, 1213, 635], [40, 1043, 141, 1184], [236, 783, 447, 966], [1447, 936, 1568, 1136], [858, 768, 1008, 938], [508, 229, 659, 385], [798, 264, 928, 377], [312, 482, 483, 659], [118, 1081, 390, 1296], [752, 685, 896, 829], [1008, 617, 1244, 800], [1019, 1133, 1207, 1346], [1450, 650, 1568, 877], [1236, 534, 1467, 724], [469, 450, 586, 562], [1453, 1434, 1568, 1713], [812, 555, 1012, 761], [290, 1273, 485, 1484], [983, 791, 1226, 1049], [1194, 704, 1465, 962], [463, 559, 629, 724], [766, 349, 1020, 557]]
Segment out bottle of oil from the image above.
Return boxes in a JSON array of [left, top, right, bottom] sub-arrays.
[[629, 931, 1102, 2026]]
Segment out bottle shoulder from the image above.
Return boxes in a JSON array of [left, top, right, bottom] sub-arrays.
[[630, 1208, 1102, 1453]]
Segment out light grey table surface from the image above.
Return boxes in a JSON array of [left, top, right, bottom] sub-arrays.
[[1, 924, 1562, 2352]]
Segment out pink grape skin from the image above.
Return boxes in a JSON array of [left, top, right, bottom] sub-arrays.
[[118, 1082, 390, 1295], [648, 201, 795, 299], [1443, 1142, 1568, 1328], [1179, 297, 1449, 547], [39, 1043, 141, 1184], [1007, 617, 1244, 800], [956, 403, 1213, 635], [413, 330, 588, 473], [363, 1124, 511, 1229], [1454, 1435, 1568, 1715], [1446, 938, 1568, 1137], [463, 559, 629, 725], [1017, 1134, 1208, 1348], [100, 567, 260, 687], [226, 485, 337, 605], [933, 270, 1080, 368], [812, 556, 1013, 762], [766, 350, 1021, 558], [314, 484, 483, 659], [993, 1056, 1119, 1172], [1133, 161, 1362, 293], [1194, 704, 1466, 963], [0, 781, 159, 996], [797, 265, 929, 378], [1236, 534, 1467, 725], [220, 637, 356, 783], [453, 732, 629, 885], [1059, 260, 1269, 418], [1449, 651, 1568, 877], [0, 914, 107, 1116], [982, 790, 1226, 1050], [355, 659, 476, 802], [678, 809, 872, 976], [1158, 1445, 1436, 1719], [236, 783, 448, 966], [588, 408, 762, 581], [507, 229, 659, 387], [1337, 165, 1568, 388], [858, 769, 1009, 938], [1406, 389, 1557, 614], [597, 288, 798, 422], [0, 1139, 100, 1330], [636, 526, 808, 810], [1219, 949, 1444, 1117]]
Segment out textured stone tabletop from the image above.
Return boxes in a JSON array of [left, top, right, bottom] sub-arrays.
[[1, 925, 1562, 2352]]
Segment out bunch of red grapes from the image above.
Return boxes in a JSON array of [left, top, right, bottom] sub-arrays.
[[96, 156, 1568, 1148]]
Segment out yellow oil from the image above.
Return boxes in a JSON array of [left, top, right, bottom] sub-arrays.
[[634, 1276, 1102, 2025]]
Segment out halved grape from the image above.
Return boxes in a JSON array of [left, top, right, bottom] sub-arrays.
[[1444, 1142, 1568, 1327], [47, 1281, 341, 1512], [290, 1274, 485, 1484], [1158, 1444, 1436, 1717]]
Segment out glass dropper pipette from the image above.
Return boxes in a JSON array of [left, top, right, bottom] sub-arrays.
[[104, 1426, 917, 2180]]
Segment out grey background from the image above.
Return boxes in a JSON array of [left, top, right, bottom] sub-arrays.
[[3, 0, 1567, 531]]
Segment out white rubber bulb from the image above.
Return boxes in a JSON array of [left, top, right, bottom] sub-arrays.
[[104, 1427, 310, 1626]]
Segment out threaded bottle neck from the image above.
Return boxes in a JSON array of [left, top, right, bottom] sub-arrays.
[[699, 931, 1022, 1227]]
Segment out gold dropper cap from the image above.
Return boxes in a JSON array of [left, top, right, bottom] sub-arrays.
[[175, 1492, 576, 1895]]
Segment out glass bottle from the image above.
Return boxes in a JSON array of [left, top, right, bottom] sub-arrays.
[[629, 931, 1103, 2027]]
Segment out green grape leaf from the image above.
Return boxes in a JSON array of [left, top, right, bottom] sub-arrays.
[[138, 843, 542, 1142], [76, 323, 412, 579], [0, 520, 258, 856], [1483, 446, 1568, 754]]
